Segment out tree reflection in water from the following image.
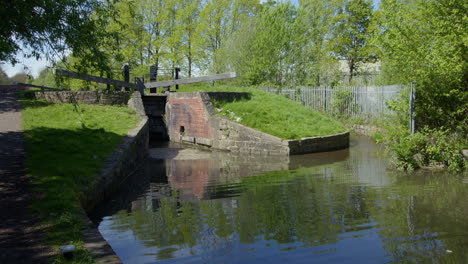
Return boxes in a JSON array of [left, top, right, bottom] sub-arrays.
[[96, 137, 468, 264]]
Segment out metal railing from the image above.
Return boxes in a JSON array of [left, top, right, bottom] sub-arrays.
[[261, 85, 409, 121]]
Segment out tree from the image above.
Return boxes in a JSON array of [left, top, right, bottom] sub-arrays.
[[296, 0, 343, 85], [163, 0, 183, 70], [373, 0, 467, 131], [218, 2, 298, 85], [198, 0, 260, 73], [177, 0, 202, 77], [0, 0, 110, 71], [329, 0, 375, 81]]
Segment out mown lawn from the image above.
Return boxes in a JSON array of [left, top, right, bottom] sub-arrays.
[[178, 85, 347, 139], [20, 96, 139, 263]]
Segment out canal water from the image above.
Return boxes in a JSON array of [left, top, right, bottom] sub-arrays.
[[92, 136, 468, 263]]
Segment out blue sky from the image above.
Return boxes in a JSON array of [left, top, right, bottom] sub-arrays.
[[3, 0, 381, 78]]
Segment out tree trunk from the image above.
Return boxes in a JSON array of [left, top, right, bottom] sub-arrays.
[[348, 59, 354, 83]]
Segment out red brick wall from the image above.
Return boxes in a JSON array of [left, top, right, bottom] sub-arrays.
[[166, 95, 211, 141]]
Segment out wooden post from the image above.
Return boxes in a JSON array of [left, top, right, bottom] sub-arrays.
[[175, 67, 180, 90]]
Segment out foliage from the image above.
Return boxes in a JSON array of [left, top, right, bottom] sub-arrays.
[[218, 0, 343, 86], [365, 0, 467, 171], [222, 2, 298, 85], [19, 96, 139, 263], [178, 85, 347, 139], [0, 0, 111, 72], [373, 0, 468, 132], [373, 123, 466, 171]]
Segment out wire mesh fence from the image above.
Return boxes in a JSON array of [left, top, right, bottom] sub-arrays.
[[261, 85, 409, 121]]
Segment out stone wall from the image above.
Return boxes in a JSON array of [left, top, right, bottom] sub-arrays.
[[210, 117, 289, 155], [29, 91, 132, 105], [165, 92, 349, 155]]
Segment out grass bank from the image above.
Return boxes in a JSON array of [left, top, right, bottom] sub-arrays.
[[20, 95, 139, 263], [178, 85, 347, 139]]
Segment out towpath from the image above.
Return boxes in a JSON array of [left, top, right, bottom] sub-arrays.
[[0, 88, 53, 263]]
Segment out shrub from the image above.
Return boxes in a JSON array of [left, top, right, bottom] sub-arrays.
[[374, 124, 466, 171]]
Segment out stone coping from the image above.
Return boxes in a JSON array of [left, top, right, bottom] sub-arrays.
[[286, 131, 350, 155]]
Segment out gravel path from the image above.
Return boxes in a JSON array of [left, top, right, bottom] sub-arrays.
[[0, 90, 54, 263]]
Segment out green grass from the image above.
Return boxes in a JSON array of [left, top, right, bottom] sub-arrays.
[[178, 85, 347, 139], [20, 97, 139, 263]]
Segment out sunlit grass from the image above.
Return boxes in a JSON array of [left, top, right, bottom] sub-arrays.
[[178, 85, 347, 139], [20, 97, 139, 263]]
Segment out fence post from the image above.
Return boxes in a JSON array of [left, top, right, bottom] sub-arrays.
[[409, 82, 416, 134]]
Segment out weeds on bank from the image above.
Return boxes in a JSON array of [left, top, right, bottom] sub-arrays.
[[373, 125, 467, 171], [20, 97, 139, 263], [178, 85, 347, 139]]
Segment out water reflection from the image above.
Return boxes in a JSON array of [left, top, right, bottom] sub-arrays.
[[93, 136, 468, 264]]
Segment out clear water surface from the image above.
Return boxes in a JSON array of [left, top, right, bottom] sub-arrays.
[[93, 136, 468, 264]]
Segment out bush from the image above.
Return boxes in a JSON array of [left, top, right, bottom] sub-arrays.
[[374, 124, 466, 171]]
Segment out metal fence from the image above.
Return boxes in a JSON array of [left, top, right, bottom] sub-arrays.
[[261, 85, 408, 121]]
